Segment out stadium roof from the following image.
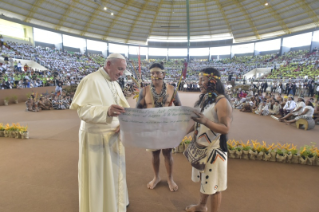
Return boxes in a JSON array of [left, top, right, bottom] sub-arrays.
[[0, 0, 319, 44]]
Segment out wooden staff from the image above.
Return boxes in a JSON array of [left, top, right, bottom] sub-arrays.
[[168, 74, 183, 106]]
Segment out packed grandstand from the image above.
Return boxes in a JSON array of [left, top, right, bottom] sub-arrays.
[[1, 36, 319, 92]]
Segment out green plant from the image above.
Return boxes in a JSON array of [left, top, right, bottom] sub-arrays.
[[4, 96, 10, 101], [235, 146, 242, 151], [12, 95, 18, 101], [241, 140, 252, 151], [242, 145, 252, 151], [227, 140, 236, 150], [290, 149, 298, 155], [276, 148, 284, 156], [288, 144, 298, 155], [19, 125, 28, 132], [0, 123, 4, 131], [299, 146, 310, 159], [262, 142, 275, 154], [182, 136, 192, 144], [308, 151, 314, 158]]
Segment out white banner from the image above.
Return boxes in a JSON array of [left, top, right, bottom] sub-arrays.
[[119, 106, 196, 149]]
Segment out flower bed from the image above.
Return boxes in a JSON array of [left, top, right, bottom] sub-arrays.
[[227, 140, 319, 166], [0, 123, 29, 139]]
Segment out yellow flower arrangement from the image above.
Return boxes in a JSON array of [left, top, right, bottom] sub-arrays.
[[226, 139, 318, 161], [288, 144, 297, 155], [262, 141, 275, 154], [182, 135, 192, 144], [299, 146, 308, 158], [251, 140, 260, 152], [241, 140, 252, 151], [234, 140, 243, 151], [1, 123, 28, 133], [276, 143, 285, 155], [227, 140, 237, 150], [5, 124, 11, 131]]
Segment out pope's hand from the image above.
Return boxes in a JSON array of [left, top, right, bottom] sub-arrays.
[[108, 105, 125, 117], [191, 111, 208, 125]]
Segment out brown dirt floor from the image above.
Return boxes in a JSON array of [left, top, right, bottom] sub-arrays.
[[0, 92, 318, 212]]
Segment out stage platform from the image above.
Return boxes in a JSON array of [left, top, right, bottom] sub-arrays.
[[0, 92, 318, 212]]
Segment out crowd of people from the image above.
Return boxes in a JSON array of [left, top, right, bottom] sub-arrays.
[[230, 85, 319, 125], [1, 37, 319, 102], [0, 40, 102, 90], [25, 92, 74, 112]]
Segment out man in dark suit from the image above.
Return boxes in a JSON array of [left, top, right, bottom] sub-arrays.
[[292, 82, 296, 96], [263, 81, 268, 92], [308, 82, 314, 97]]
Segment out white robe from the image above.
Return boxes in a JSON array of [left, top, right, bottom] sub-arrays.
[[70, 67, 130, 212]]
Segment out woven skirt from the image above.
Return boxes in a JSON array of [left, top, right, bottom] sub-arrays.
[[191, 147, 227, 195]]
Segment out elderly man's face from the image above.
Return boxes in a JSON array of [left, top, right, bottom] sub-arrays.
[[106, 59, 126, 81]]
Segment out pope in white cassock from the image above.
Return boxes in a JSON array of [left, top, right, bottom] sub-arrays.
[[70, 53, 130, 212]]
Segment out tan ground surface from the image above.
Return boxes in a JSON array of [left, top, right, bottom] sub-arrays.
[[0, 92, 318, 212]]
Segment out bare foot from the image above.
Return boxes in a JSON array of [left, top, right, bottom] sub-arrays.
[[168, 179, 178, 192], [147, 177, 161, 189], [283, 120, 290, 124], [185, 204, 207, 212]]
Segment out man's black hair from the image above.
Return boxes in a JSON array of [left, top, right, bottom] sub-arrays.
[[149, 63, 164, 70]]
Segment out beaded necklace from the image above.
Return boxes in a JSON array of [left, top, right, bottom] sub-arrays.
[[150, 82, 167, 107]]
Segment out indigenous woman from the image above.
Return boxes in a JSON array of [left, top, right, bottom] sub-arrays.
[[185, 68, 232, 212]]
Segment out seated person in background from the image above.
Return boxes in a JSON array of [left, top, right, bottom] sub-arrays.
[[276, 93, 283, 102], [235, 97, 246, 109], [255, 101, 269, 116], [52, 96, 59, 109], [240, 97, 255, 112], [38, 97, 50, 110], [278, 98, 287, 116], [283, 100, 314, 125], [253, 94, 260, 106], [25, 96, 39, 112], [281, 96, 296, 117], [62, 96, 70, 109], [264, 92, 271, 99], [279, 97, 305, 121], [44, 96, 52, 108], [266, 99, 272, 109], [269, 99, 276, 110], [31, 96, 39, 112], [269, 101, 281, 115], [16, 80, 24, 89], [258, 93, 264, 101], [25, 98, 33, 112], [239, 90, 247, 99], [246, 89, 254, 98], [232, 97, 240, 108]]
